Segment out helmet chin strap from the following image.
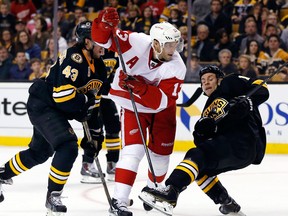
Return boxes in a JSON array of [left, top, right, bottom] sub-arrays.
[[152, 43, 164, 62]]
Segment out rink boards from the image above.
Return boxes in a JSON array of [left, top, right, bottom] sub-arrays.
[[0, 82, 287, 154]]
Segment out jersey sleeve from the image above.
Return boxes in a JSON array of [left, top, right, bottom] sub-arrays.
[[49, 50, 87, 114], [139, 77, 183, 110], [221, 74, 269, 106]]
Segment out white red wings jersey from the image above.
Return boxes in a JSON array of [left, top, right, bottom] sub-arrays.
[[93, 27, 186, 113]]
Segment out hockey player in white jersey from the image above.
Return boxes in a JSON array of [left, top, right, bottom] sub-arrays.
[[92, 7, 186, 216]]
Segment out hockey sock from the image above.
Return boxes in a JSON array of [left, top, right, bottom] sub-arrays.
[[165, 159, 199, 191], [197, 176, 229, 204], [106, 149, 120, 163]]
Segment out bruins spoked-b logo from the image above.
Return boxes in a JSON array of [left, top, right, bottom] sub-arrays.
[[203, 98, 228, 120]]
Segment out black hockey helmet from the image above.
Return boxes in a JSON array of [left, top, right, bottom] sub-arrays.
[[75, 20, 92, 44], [199, 65, 225, 80]]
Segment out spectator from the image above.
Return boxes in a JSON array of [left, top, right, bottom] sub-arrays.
[[222, 0, 234, 18], [261, 0, 284, 14], [0, 2, 16, 33], [250, 2, 263, 34], [41, 36, 55, 62], [57, 6, 70, 39], [9, 50, 32, 80], [31, 16, 50, 50], [257, 34, 288, 75], [39, 0, 54, 20], [218, 49, 239, 75], [0, 46, 13, 80], [168, 8, 185, 28], [239, 19, 264, 54], [15, 19, 28, 34], [10, 0, 37, 23], [202, 0, 232, 40], [262, 23, 287, 52], [266, 12, 284, 35], [184, 53, 202, 83], [134, 5, 158, 34], [161, 0, 195, 27], [120, 4, 140, 31], [260, 7, 269, 36], [142, 0, 166, 19], [15, 30, 41, 60], [280, 26, 288, 49], [192, 0, 211, 22], [0, 28, 16, 57], [244, 39, 265, 70], [231, 0, 255, 25], [213, 28, 238, 59], [52, 26, 68, 53], [178, 25, 189, 62], [238, 54, 257, 77], [193, 23, 215, 62], [28, 57, 46, 80]]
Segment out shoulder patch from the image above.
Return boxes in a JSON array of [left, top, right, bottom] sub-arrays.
[[71, 53, 83, 63]]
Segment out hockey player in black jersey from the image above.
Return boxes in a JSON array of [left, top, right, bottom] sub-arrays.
[[139, 65, 269, 216], [0, 21, 107, 215], [81, 50, 121, 183]]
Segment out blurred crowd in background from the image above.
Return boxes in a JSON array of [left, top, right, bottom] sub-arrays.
[[0, 0, 288, 82]]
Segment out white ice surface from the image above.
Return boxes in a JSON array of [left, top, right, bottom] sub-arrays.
[[0, 146, 288, 216]]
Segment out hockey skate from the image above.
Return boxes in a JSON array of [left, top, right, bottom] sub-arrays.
[[106, 161, 116, 181], [108, 198, 133, 216], [138, 185, 179, 216], [80, 161, 104, 184], [219, 196, 246, 216], [45, 191, 67, 216], [0, 167, 13, 203]]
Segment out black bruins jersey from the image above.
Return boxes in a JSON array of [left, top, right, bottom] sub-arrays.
[[45, 44, 108, 116], [102, 50, 119, 96], [201, 74, 269, 164]]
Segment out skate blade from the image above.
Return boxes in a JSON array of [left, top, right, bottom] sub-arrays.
[[227, 210, 246, 216], [108, 207, 118, 216], [46, 209, 65, 216], [139, 191, 173, 216], [107, 174, 115, 182], [80, 176, 102, 184]]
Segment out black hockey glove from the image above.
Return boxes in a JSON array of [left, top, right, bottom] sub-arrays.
[[194, 117, 217, 139], [80, 128, 104, 158], [75, 91, 97, 122], [228, 95, 253, 119]]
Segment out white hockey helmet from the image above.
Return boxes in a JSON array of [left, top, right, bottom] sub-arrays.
[[150, 22, 181, 47]]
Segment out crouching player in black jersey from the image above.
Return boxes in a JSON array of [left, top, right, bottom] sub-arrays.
[[139, 65, 269, 216], [0, 21, 107, 215]]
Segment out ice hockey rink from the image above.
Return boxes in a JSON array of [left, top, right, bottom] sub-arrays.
[[0, 146, 288, 216]]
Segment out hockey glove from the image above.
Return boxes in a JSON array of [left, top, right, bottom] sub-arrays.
[[228, 95, 253, 119], [80, 128, 104, 158], [98, 8, 119, 30], [194, 117, 217, 139], [74, 91, 97, 122], [118, 70, 148, 96]]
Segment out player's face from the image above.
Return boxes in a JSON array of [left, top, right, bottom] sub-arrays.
[[201, 73, 218, 96], [88, 40, 104, 58], [158, 41, 178, 61]]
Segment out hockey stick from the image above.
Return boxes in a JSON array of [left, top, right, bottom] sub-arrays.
[[112, 29, 158, 187], [214, 61, 288, 123], [176, 87, 203, 107], [82, 121, 113, 209]]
